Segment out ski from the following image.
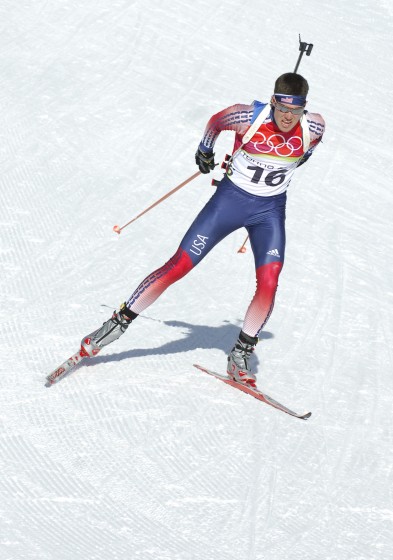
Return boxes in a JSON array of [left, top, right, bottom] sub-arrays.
[[45, 348, 88, 387], [193, 364, 311, 420]]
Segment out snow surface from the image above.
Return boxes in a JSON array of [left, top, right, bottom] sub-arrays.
[[1, 1, 393, 558]]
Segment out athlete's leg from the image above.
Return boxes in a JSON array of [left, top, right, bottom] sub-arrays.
[[81, 179, 248, 356], [227, 193, 287, 384], [241, 198, 286, 338], [125, 177, 250, 315], [125, 247, 194, 315], [81, 178, 250, 356], [242, 260, 283, 337]]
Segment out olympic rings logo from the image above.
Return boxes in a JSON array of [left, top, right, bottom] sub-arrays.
[[250, 132, 303, 156]]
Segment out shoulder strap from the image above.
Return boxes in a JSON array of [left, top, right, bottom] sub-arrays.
[[300, 112, 311, 153], [241, 104, 271, 145], [226, 104, 271, 164]]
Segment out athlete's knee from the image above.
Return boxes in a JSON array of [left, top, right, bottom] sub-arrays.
[[164, 247, 194, 282], [255, 261, 283, 291]]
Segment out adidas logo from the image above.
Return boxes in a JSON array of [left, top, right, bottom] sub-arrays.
[[266, 249, 280, 257]]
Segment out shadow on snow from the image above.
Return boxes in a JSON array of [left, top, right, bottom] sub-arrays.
[[85, 318, 274, 372]]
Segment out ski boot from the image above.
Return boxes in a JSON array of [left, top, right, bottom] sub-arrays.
[[80, 303, 138, 357], [227, 331, 258, 387]]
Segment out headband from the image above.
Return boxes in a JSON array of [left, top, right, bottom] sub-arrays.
[[274, 93, 307, 106]]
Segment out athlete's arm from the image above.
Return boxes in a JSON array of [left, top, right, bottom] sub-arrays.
[[297, 111, 325, 167], [198, 104, 255, 153]]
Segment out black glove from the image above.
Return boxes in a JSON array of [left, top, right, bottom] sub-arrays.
[[195, 148, 215, 174]]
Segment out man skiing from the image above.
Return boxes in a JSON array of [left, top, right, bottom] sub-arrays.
[[80, 72, 325, 387]]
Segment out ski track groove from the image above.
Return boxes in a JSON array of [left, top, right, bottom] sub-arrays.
[[1, 391, 195, 559], [44, 374, 246, 559], [0, 439, 126, 559]]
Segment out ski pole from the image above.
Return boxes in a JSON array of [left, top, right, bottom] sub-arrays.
[[237, 34, 313, 253], [113, 170, 202, 234], [237, 234, 249, 253]]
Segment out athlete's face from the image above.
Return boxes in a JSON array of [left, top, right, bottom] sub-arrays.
[[271, 96, 305, 132]]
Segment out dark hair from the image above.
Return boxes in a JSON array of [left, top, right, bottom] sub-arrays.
[[274, 73, 309, 97]]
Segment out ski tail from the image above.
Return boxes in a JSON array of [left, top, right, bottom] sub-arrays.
[[193, 364, 311, 420]]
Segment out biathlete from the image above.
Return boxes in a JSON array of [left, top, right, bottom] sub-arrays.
[[80, 72, 325, 387]]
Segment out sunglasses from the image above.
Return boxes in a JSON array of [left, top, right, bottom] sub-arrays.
[[272, 100, 305, 115]]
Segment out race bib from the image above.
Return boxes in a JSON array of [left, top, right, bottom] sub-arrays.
[[227, 150, 298, 196]]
